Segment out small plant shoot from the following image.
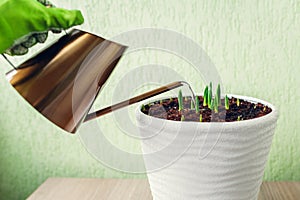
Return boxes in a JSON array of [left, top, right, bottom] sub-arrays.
[[210, 98, 215, 112], [216, 84, 221, 106], [214, 97, 218, 113], [178, 89, 183, 111], [208, 83, 213, 109], [203, 86, 208, 107], [141, 104, 146, 112], [225, 95, 229, 110], [199, 114, 203, 122], [195, 96, 200, 113], [181, 115, 185, 121], [237, 98, 240, 107]]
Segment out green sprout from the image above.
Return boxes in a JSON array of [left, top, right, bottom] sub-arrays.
[[216, 84, 221, 106], [160, 99, 163, 104], [190, 99, 195, 109], [208, 83, 213, 109], [169, 97, 173, 102], [225, 95, 229, 110], [237, 115, 241, 121], [195, 96, 200, 113], [141, 104, 146, 112], [237, 98, 240, 107], [181, 115, 185, 121], [199, 114, 203, 122], [178, 89, 183, 111], [203, 86, 208, 107], [201, 82, 228, 114], [210, 98, 215, 111], [263, 106, 266, 112], [214, 97, 218, 113]]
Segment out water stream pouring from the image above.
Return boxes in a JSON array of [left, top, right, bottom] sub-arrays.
[[5, 29, 193, 133]]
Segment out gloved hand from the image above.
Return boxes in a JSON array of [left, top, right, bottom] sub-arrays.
[[0, 0, 84, 55]]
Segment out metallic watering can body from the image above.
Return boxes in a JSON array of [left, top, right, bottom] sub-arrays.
[[6, 29, 127, 133]]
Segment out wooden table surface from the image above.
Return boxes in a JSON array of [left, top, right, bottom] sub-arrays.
[[27, 178, 300, 200]]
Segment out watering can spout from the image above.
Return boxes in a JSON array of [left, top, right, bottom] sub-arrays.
[[6, 29, 127, 133]]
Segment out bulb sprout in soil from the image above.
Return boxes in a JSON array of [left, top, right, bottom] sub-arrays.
[[178, 89, 183, 111], [203, 86, 208, 107], [263, 106, 266, 112], [181, 115, 185, 121], [237, 98, 240, 107], [160, 99, 163, 104], [216, 83, 221, 106], [199, 114, 203, 122], [195, 96, 200, 113], [169, 97, 173, 102], [237, 115, 241, 121], [214, 96, 219, 113], [208, 83, 213, 109], [225, 95, 229, 110], [210, 98, 215, 112], [141, 104, 146, 112]]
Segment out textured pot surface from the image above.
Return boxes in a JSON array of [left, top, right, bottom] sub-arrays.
[[136, 95, 278, 200]]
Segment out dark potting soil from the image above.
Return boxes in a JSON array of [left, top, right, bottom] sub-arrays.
[[141, 96, 272, 122]]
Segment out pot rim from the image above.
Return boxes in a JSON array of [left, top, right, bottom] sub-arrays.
[[136, 94, 278, 128]]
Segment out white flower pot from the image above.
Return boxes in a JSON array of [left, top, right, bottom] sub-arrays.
[[136, 95, 278, 200]]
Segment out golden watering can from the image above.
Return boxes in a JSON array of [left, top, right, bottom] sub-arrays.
[[5, 29, 184, 133]]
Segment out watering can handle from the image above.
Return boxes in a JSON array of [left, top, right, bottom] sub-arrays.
[[84, 81, 185, 122]]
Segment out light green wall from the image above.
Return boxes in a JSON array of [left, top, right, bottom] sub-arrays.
[[0, 0, 299, 199]]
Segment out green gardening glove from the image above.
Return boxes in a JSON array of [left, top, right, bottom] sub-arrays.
[[0, 0, 84, 55]]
